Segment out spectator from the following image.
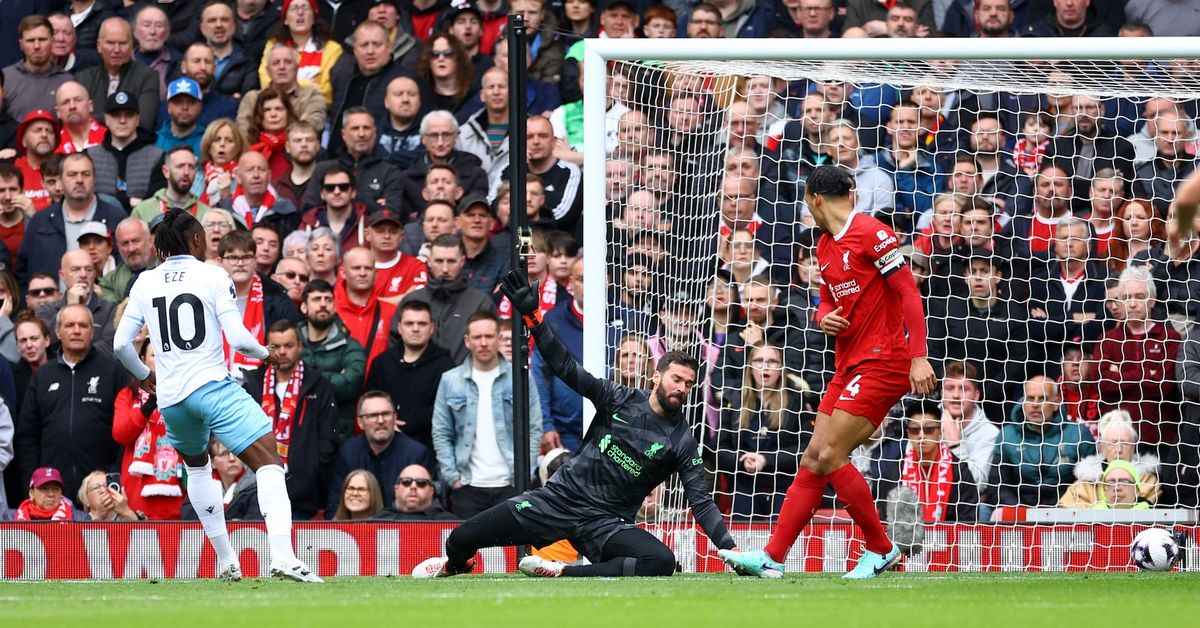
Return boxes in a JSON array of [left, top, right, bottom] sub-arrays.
[[2, 467, 88, 520], [990, 376, 1096, 509], [613, 332, 655, 390], [431, 310, 542, 517], [1095, 265, 1182, 450], [364, 0, 420, 69], [304, 108, 405, 213], [330, 469, 385, 520], [13, 110, 60, 212], [928, 249, 1028, 416], [418, 32, 480, 123], [298, 164, 369, 252], [76, 18, 159, 132], [1050, 95, 1137, 206], [531, 257, 584, 452], [180, 438, 262, 520], [490, 116, 584, 238], [15, 305, 123, 501], [306, 225, 340, 284], [110, 339, 184, 520], [1004, 163, 1075, 280], [219, 151, 300, 235], [243, 320, 340, 519], [258, 0, 344, 107], [938, 361, 1000, 492], [253, 224, 282, 275], [329, 21, 417, 153], [397, 234, 496, 364], [0, 375, 11, 509], [376, 76, 425, 170], [11, 312, 50, 425], [76, 469, 140, 521], [1025, 0, 1116, 36], [273, 120, 321, 209], [53, 81, 106, 155], [235, 0, 282, 67], [457, 195, 509, 294], [401, 110, 490, 212], [1059, 341, 1101, 431], [1091, 460, 1155, 510], [366, 300, 456, 450], [153, 78, 206, 155], [774, 0, 837, 38], [716, 341, 809, 520], [49, 12, 99, 74], [133, 5, 177, 101], [871, 400, 979, 523], [271, 255, 310, 306], [332, 246, 395, 366], [1025, 216, 1110, 369], [458, 67, 511, 181], [3, 16, 73, 124], [1109, 197, 1162, 273], [375, 463, 456, 520], [875, 102, 938, 229], [1060, 409, 1161, 508], [77, 221, 115, 278], [325, 391, 437, 515], [967, 113, 1028, 218], [16, 153, 125, 288], [826, 119, 894, 216], [218, 230, 302, 380], [195, 118, 244, 207], [844, 0, 934, 31], [87, 91, 164, 212], [132, 146, 211, 223], [241, 87, 296, 178], [0, 165, 29, 264], [241, 45, 327, 138], [1013, 111, 1053, 176], [298, 279, 366, 434], [200, 2, 257, 100], [368, 209, 427, 303], [1085, 169, 1123, 261], [1134, 109, 1197, 213]]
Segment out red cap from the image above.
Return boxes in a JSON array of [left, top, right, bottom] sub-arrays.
[[29, 466, 64, 489], [281, 0, 319, 19], [17, 110, 61, 155]]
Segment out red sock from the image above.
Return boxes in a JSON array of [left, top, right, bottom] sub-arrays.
[[764, 468, 827, 563], [827, 463, 893, 555]]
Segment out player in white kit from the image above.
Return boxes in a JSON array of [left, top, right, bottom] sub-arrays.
[[113, 209, 322, 583]]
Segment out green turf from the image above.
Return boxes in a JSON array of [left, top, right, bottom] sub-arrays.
[[1, 573, 1194, 628]]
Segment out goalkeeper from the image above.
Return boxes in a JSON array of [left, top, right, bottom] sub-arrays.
[[412, 270, 737, 578]]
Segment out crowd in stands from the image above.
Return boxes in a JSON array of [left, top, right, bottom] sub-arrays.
[[0, 0, 1198, 528]]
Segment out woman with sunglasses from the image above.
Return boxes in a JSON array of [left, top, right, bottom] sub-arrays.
[[417, 33, 480, 123]]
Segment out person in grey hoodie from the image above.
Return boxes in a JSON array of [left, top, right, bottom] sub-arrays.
[[396, 233, 496, 365]]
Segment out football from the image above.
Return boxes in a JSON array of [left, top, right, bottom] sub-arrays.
[[1131, 528, 1179, 572]]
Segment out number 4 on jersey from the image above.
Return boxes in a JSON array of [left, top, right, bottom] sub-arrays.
[[152, 294, 207, 351]]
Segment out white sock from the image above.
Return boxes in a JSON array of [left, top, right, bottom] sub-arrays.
[[185, 463, 237, 566], [255, 464, 297, 564]]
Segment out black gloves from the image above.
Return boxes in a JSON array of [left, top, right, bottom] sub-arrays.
[[500, 269, 542, 326]]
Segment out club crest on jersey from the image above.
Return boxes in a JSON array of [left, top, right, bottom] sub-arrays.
[[87, 376, 99, 395], [644, 442, 665, 458], [842, 251, 851, 270]]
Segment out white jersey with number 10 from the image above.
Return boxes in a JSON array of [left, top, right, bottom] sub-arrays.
[[123, 255, 248, 407]]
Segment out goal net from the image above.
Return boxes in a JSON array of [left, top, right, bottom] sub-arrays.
[[580, 38, 1200, 572]]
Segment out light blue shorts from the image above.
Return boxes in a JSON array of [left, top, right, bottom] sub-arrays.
[[159, 377, 271, 457]]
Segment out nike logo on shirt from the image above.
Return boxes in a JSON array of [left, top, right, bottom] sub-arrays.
[[611, 413, 629, 424]]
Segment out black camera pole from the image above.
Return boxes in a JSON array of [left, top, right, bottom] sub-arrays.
[[507, 12, 532, 503]]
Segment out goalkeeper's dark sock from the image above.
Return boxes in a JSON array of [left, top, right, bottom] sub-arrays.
[[764, 468, 826, 563], [828, 463, 893, 556]]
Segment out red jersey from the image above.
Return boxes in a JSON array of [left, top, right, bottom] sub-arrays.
[[375, 252, 428, 300], [15, 156, 50, 211], [817, 212, 914, 370]]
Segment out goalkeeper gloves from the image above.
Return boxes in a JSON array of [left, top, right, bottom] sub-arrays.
[[500, 269, 543, 327]]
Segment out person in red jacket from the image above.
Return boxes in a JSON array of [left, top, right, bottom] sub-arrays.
[[1094, 265, 1182, 449], [334, 246, 396, 372], [110, 339, 185, 520]]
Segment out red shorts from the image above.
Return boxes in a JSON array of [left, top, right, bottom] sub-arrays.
[[818, 359, 911, 427]]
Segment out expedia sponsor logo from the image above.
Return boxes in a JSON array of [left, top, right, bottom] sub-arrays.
[[873, 235, 897, 252]]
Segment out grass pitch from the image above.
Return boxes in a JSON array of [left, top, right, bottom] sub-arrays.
[[2, 573, 1194, 628]]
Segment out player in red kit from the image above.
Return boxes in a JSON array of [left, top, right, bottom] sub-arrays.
[[720, 165, 937, 579]]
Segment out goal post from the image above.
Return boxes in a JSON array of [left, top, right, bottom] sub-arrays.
[[580, 37, 1200, 572]]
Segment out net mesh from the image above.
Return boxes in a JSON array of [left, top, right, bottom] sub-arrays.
[[600, 55, 1200, 571]]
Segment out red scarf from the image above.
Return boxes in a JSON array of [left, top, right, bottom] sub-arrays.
[[499, 277, 559, 319], [1014, 138, 1048, 176], [56, 118, 107, 154], [128, 389, 183, 498], [200, 161, 237, 206], [261, 361, 304, 470], [900, 442, 955, 522], [251, 130, 286, 162], [231, 185, 278, 228], [289, 38, 323, 83], [224, 274, 266, 373], [14, 497, 74, 521]]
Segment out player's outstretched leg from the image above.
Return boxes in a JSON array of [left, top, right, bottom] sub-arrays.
[[414, 501, 532, 578], [182, 458, 242, 581], [239, 435, 323, 583], [721, 465, 828, 578], [828, 463, 899, 579], [558, 528, 675, 577]]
